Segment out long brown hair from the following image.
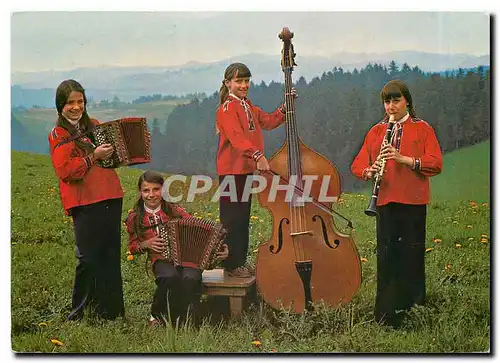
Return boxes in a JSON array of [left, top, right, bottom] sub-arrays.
[[380, 79, 417, 120], [218, 62, 252, 105], [55, 79, 95, 153], [130, 170, 183, 238]]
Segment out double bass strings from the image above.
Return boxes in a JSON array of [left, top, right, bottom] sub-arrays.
[[283, 47, 308, 263]]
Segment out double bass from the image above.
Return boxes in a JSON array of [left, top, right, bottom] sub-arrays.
[[255, 28, 361, 313]]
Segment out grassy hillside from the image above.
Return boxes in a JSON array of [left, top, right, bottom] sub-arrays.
[[431, 141, 490, 202], [11, 151, 490, 353]]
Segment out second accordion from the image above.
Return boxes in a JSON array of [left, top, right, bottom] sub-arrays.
[[91, 117, 151, 168], [156, 217, 227, 270]]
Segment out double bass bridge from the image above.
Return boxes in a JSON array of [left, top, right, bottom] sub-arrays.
[[290, 230, 313, 237]]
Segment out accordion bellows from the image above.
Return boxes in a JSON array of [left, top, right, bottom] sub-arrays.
[[92, 117, 151, 168], [158, 217, 227, 270]]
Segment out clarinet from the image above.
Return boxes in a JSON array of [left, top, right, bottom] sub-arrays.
[[364, 115, 396, 217]]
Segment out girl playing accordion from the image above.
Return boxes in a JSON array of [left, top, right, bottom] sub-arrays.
[[125, 171, 229, 327], [48, 79, 125, 321]]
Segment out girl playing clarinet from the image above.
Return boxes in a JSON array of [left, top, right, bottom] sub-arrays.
[[351, 79, 443, 328]]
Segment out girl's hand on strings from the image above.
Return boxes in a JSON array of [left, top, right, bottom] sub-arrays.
[[280, 87, 298, 113], [287, 87, 298, 98]]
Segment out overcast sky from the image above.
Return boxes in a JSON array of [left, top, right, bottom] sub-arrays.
[[11, 11, 490, 73]]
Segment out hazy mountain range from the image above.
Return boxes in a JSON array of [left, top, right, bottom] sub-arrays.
[[11, 51, 489, 107]]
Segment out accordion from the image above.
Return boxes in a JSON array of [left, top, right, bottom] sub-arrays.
[[91, 117, 151, 168], [152, 217, 227, 271]]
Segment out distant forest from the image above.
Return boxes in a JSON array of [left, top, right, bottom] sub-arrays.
[[148, 62, 490, 192]]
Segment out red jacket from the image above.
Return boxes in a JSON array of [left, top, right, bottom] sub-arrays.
[[48, 119, 124, 215], [125, 205, 191, 266], [216, 94, 285, 175], [351, 116, 442, 206]]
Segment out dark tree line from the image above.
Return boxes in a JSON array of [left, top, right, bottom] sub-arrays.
[[146, 62, 491, 192]]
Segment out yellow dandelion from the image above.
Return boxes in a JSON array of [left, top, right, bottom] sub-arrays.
[[360, 257, 368, 263], [425, 247, 433, 253], [480, 238, 488, 244], [433, 238, 442, 243], [444, 264, 452, 270], [50, 338, 64, 346], [127, 255, 134, 261], [252, 340, 262, 347], [38, 322, 48, 327], [455, 243, 462, 248], [481, 234, 488, 238], [207, 212, 212, 216], [216, 218, 220, 222], [466, 225, 472, 229]]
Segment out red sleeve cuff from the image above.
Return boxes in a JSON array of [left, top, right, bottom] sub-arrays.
[[252, 150, 264, 162], [413, 158, 421, 171]]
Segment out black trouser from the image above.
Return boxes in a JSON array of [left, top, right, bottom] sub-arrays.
[[152, 259, 202, 324], [375, 203, 427, 327], [219, 174, 253, 270], [68, 198, 125, 321]]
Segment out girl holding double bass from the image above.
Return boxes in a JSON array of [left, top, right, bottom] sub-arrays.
[[216, 62, 296, 278]]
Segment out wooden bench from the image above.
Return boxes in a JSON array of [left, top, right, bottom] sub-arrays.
[[202, 268, 256, 317]]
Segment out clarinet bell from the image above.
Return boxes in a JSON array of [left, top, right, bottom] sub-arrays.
[[364, 196, 378, 217]]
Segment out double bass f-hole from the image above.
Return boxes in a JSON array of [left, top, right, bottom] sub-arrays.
[[270, 217, 289, 254], [270, 211, 341, 254], [312, 215, 340, 249]]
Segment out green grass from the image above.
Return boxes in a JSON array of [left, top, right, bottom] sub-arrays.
[[431, 141, 490, 202], [11, 150, 490, 353]]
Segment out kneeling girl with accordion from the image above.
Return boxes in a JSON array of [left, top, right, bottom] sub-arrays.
[[125, 171, 229, 327]]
